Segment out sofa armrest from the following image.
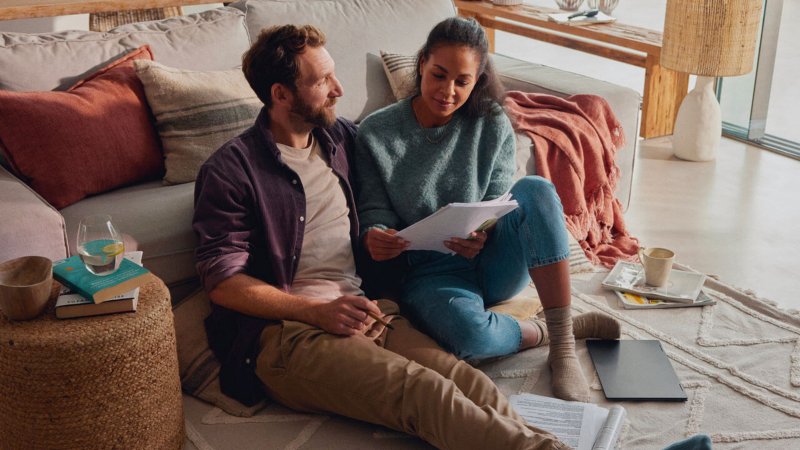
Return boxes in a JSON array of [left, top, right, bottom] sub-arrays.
[[0, 165, 68, 264], [492, 53, 641, 212]]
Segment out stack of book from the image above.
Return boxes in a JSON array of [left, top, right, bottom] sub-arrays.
[[52, 251, 153, 319], [601, 260, 715, 309]]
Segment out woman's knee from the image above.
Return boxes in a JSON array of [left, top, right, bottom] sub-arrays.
[[510, 176, 563, 216]]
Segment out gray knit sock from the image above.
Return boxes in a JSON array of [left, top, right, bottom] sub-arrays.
[[572, 312, 621, 340], [543, 306, 590, 402], [528, 318, 548, 347], [530, 312, 620, 347]]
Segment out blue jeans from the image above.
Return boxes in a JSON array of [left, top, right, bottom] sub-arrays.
[[400, 176, 571, 360]]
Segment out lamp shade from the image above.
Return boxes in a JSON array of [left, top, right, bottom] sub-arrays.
[[661, 0, 763, 77]]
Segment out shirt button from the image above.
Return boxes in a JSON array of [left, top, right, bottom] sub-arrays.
[[299, 216, 305, 222], [292, 179, 297, 185], [293, 255, 296, 261], [245, 358, 251, 364]]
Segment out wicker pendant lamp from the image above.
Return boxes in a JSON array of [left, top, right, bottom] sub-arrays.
[[660, 0, 763, 161]]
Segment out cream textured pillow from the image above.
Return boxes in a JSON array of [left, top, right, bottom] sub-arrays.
[[380, 50, 417, 101], [134, 60, 263, 185], [567, 233, 596, 274]]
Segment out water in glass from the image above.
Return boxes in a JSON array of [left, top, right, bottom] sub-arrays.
[[76, 215, 124, 276]]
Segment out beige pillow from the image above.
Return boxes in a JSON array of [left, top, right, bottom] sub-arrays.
[[173, 288, 269, 417], [379, 50, 417, 101], [134, 60, 263, 185]]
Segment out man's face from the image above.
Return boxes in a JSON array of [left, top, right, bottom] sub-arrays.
[[290, 46, 343, 129]]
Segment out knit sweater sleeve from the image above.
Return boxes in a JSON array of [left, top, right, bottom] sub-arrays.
[[354, 125, 402, 237], [484, 113, 517, 201]]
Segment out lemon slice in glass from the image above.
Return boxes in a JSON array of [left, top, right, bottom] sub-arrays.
[[102, 242, 125, 257]]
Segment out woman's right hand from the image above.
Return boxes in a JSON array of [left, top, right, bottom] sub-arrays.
[[363, 228, 410, 261]]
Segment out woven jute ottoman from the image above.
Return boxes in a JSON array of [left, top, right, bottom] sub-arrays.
[[0, 276, 184, 450]]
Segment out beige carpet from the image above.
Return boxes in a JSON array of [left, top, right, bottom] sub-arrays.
[[183, 263, 800, 449]]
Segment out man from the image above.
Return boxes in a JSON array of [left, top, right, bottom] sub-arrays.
[[192, 24, 569, 450]]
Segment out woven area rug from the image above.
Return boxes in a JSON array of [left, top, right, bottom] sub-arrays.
[[183, 263, 800, 450]]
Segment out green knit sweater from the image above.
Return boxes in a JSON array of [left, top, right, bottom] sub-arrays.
[[355, 97, 516, 237]]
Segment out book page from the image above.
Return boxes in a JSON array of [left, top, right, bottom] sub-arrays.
[[509, 394, 607, 450]]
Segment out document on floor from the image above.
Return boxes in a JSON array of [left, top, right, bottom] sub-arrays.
[[509, 393, 626, 450], [395, 193, 518, 254]]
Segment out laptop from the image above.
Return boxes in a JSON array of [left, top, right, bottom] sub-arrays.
[[586, 340, 688, 401]]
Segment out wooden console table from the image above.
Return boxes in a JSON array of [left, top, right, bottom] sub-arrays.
[[455, 0, 689, 139], [0, 0, 220, 21]]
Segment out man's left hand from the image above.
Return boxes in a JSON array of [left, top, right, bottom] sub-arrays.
[[444, 231, 488, 259]]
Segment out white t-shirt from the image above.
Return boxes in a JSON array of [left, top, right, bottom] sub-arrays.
[[276, 136, 364, 302]]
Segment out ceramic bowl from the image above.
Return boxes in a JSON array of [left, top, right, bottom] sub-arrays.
[[0, 256, 53, 320]]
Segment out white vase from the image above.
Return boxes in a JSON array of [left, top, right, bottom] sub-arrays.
[[672, 76, 721, 162]]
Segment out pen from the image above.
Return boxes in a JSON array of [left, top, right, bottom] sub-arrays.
[[568, 9, 600, 20], [366, 310, 394, 330]]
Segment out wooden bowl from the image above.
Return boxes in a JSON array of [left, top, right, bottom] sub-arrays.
[[0, 256, 53, 320]]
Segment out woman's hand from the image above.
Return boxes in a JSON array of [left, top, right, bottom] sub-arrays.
[[308, 296, 380, 336], [363, 228, 410, 261], [444, 230, 488, 259]]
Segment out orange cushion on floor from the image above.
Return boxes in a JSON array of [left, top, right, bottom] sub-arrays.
[[0, 46, 163, 209]]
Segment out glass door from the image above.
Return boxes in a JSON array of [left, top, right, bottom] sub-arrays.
[[717, 0, 800, 159]]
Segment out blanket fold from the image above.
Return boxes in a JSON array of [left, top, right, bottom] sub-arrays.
[[504, 91, 639, 268]]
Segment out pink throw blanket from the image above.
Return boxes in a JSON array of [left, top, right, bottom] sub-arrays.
[[504, 91, 639, 268]]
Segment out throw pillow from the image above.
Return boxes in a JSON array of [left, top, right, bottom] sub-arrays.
[[380, 50, 417, 101], [567, 232, 596, 274], [0, 46, 163, 210], [134, 60, 263, 185], [173, 288, 269, 417]]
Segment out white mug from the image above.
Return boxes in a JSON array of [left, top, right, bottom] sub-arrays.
[[637, 247, 675, 287]]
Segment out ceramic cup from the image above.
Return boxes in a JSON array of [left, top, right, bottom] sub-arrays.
[[636, 247, 674, 287], [0, 256, 53, 320]]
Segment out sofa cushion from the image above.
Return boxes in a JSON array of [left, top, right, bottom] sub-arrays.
[[134, 60, 263, 185], [0, 7, 250, 93], [0, 46, 164, 210], [379, 50, 416, 101], [491, 53, 640, 212], [231, 0, 455, 121], [59, 180, 198, 287]]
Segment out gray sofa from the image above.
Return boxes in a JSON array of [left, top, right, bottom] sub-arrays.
[[0, 0, 640, 292]]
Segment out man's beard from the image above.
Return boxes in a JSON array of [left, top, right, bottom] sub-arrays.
[[290, 95, 337, 129]]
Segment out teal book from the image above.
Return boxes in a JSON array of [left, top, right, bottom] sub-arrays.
[[52, 254, 153, 304]]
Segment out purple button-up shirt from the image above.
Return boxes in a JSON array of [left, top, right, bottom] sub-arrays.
[[192, 109, 359, 405]]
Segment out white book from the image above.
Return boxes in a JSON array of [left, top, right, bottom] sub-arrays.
[[547, 11, 617, 26], [509, 393, 626, 450], [395, 193, 518, 254], [55, 251, 143, 319], [614, 289, 717, 309]]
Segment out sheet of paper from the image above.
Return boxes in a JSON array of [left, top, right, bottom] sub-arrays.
[[509, 394, 607, 450], [396, 200, 518, 254]]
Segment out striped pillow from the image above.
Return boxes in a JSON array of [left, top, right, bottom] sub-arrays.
[[380, 50, 417, 101], [568, 232, 596, 274], [134, 60, 263, 185]]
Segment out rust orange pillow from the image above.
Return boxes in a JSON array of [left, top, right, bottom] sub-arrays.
[[0, 46, 164, 209]]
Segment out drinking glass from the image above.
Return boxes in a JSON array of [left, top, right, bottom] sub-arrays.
[[555, 0, 585, 11], [587, 0, 620, 15], [76, 214, 124, 276]]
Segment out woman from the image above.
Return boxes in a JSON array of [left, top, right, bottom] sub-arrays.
[[355, 17, 620, 403]]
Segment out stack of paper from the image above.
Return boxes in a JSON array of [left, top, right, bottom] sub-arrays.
[[395, 193, 518, 255], [508, 393, 625, 450]]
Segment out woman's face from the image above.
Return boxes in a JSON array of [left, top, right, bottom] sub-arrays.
[[417, 44, 481, 124]]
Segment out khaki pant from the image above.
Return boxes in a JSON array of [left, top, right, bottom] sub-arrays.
[[255, 300, 569, 450]]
